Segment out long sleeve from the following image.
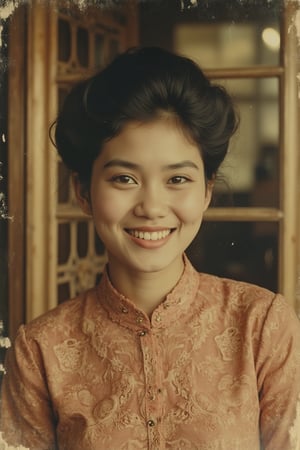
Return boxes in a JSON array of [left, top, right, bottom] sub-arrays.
[[1, 268, 300, 450], [0, 325, 57, 450], [257, 295, 300, 450]]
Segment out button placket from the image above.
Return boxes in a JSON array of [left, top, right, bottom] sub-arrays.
[[147, 385, 155, 401], [138, 328, 164, 450], [155, 314, 161, 323], [136, 316, 144, 324]]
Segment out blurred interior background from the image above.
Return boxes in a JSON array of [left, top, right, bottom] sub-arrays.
[[0, 0, 299, 343]]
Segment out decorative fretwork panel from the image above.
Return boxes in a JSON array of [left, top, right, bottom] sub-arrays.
[[56, 2, 133, 77], [57, 219, 107, 304], [54, 2, 138, 304]]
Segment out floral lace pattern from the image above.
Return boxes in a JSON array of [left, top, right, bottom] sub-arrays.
[[1, 256, 300, 450]]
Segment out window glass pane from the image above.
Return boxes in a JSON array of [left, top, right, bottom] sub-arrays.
[[214, 78, 279, 207], [77, 27, 89, 67], [187, 221, 278, 292], [77, 221, 89, 258], [174, 22, 280, 68], [94, 33, 105, 69], [140, 0, 281, 68], [108, 39, 119, 63], [95, 272, 102, 285], [57, 160, 70, 204], [57, 86, 71, 209], [58, 19, 71, 62], [58, 223, 71, 264], [58, 86, 70, 112], [94, 229, 105, 255], [58, 282, 70, 304]]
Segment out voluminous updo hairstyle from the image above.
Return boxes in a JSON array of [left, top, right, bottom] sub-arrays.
[[54, 46, 238, 186]]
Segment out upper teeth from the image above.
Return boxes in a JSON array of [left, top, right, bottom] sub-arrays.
[[128, 230, 171, 240]]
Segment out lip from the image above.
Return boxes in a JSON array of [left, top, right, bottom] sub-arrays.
[[126, 227, 174, 232], [124, 227, 175, 249]]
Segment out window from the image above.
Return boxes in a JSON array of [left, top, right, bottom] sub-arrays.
[[6, 1, 299, 335], [139, 0, 299, 312], [54, 3, 138, 305]]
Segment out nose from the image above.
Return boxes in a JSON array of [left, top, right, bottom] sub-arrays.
[[133, 185, 168, 219]]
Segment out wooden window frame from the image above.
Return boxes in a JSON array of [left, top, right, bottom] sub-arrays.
[[7, 1, 300, 339], [7, 5, 27, 338], [202, 1, 299, 313]]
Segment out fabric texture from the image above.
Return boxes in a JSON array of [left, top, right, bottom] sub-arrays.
[[1, 256, 300, 450]]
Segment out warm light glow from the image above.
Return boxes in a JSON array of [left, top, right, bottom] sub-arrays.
[[262, 27, 280, 51]]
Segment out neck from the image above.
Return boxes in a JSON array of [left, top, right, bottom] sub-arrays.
[[107, 256, 185, 316]]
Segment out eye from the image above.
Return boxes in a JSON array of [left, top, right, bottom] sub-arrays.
[[168, 176, 191, 185], [111, 175, 137, 184]]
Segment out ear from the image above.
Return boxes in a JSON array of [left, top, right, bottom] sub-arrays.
[[203, 179, 214, 212], [72, 173, 93, 216]]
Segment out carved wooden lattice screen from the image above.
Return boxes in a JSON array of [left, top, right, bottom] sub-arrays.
[[22, 1, 298, 325], [55, 3, 138, 304]]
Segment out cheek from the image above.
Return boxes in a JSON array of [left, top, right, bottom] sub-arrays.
[[91, 190, 130, 224], [174, 190, 207, 223]]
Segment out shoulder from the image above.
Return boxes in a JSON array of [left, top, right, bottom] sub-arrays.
[[15, 287, 100, 345], [194, 271, 300, 360], [194, 271, 299, 328], [196, 271, 277, 308]]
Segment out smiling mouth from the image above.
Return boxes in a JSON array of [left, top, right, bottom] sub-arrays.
[[125, 229, 174, 241]]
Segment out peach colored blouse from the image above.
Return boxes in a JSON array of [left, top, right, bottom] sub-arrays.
[[1, 257, 300, 450]]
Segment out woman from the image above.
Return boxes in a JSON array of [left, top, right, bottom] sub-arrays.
[[1, 47, 300, 450]]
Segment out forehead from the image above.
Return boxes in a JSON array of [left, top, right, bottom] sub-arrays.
[[100, 118, 202, 163]]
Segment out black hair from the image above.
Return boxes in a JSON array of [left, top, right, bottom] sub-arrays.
[[54, 47, 238, 185]]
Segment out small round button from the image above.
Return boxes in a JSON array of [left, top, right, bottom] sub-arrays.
[[147, 419, 155, 427], [138, 330, 146, 336], [136, 316, 143, 323], [121, 307, 128, 314]]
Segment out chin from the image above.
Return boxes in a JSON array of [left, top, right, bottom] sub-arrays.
[[138, 263, 167, 273], [129, 253, 184, 275]]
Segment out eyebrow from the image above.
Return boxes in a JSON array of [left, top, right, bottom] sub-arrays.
[[103, 159, 200, 170]]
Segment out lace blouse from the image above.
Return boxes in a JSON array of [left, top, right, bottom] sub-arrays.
[[1, 257, 300, 450]]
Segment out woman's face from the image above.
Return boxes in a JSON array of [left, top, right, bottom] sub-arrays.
[[76, 118, 212, 276]]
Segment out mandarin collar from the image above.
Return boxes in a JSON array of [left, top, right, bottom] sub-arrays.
[[96, 255, 200, 332]]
